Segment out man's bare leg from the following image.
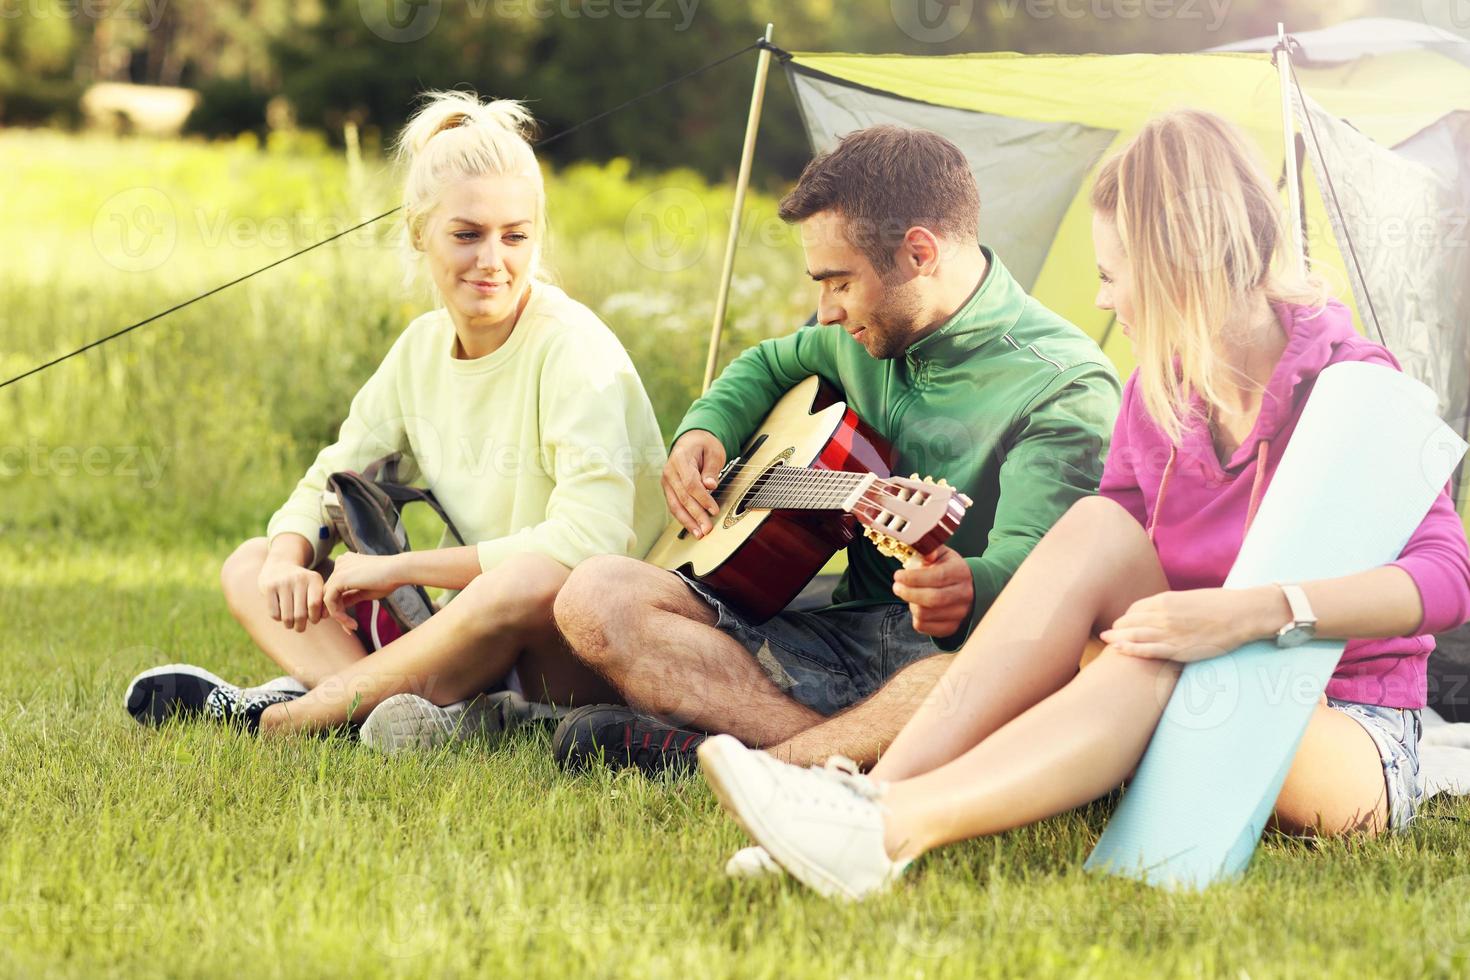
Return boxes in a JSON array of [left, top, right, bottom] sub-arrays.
[[555, 556, 823, 745], [768, 654, 954, 767]]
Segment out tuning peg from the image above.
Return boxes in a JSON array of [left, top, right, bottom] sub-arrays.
[[909, 472, 919, 480]]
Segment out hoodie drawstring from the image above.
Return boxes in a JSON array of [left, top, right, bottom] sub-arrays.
[[1148, 439, 1271, 546]]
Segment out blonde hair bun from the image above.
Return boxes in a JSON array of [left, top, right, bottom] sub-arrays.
[[392, 90, 547, 297]]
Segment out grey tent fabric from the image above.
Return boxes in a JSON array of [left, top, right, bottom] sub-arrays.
[[1294, 92, 1470, 446], [786, 66, 1116, 292], [1209, 16, 1470, 68]]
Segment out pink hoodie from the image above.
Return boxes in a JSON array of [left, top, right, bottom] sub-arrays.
[[1100, 299, 1470, 708]]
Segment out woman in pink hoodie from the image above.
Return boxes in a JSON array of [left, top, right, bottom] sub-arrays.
[[696, 109, 1470, 900]]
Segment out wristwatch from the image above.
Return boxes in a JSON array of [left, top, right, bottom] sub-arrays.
[[1274, 583, 1318, 648]]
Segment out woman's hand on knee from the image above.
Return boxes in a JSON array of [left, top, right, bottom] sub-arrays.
[[1100, 587, 1283, 662], [257, 558, 327, 633]]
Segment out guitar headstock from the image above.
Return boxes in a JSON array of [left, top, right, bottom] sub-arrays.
[[855, 474, 972, 563]]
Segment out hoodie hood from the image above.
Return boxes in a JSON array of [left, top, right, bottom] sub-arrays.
[[1179, 298, 1375, 473], [1253, 298, 1368, 446]]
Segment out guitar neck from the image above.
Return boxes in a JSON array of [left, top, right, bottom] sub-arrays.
[[742, 467, 873, 512]]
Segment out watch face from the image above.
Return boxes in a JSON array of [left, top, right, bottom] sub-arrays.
[[1278, 626, 1313, 648]]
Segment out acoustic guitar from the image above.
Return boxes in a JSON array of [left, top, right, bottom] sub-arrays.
[[646, 375, 972, 621]]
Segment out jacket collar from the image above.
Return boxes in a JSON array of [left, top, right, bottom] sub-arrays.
[[905, 247, 1026, 366]]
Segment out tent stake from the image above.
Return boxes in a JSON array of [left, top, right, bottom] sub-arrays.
[[1276, 23, 1307, 276], [702, 23, 774, 394]]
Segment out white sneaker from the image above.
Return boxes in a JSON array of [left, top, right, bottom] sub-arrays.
[[725, 845, 782, 879], [697, 734, 908, 901], [360, 690, 563, 754], [246, 676, 309, 697]]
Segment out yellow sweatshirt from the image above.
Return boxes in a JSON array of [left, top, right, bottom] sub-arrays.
[[266, 282, 668, 574]]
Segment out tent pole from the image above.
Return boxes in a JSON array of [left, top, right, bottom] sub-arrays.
[[702, 23, 774, 394], [1276, 23, 1306, 276]]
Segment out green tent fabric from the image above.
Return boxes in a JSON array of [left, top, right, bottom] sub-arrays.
[[783, 38, 1470, 526]]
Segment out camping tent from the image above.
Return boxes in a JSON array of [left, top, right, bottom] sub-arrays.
[[777, 20, 1470, 713], [781, 19, 1470, 525]]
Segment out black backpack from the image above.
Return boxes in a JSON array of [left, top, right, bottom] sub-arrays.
[[321, 453, 464, 633]]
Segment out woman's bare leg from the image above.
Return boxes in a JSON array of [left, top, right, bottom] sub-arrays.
[[1270, 699, 1390, 834], [881, 646, 1179, 856], [878, 658, 1391, 859], [872, 496, 1171, 782], [221, 538, 366, 687], [256, 552, 618, 736]]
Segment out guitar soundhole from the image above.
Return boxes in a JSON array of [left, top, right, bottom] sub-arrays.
[[735, 461, 785, 517], [726, 446, 797, 527]]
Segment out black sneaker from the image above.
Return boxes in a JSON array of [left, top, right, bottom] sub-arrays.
[[202, 683, 302, 732], [552, 704, 707, 777], [125, 664, 230, 725]]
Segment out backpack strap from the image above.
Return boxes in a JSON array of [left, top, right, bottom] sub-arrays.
[[357, 452, 466, 546]]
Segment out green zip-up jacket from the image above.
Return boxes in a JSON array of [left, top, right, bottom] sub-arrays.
[[675, 249, 1121, 649]]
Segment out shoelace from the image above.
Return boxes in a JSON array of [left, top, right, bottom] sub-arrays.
[[621, 722, 703, 771], [801, 755, 885, 804]]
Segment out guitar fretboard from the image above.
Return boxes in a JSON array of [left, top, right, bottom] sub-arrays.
[[739, 467, 869, 511]]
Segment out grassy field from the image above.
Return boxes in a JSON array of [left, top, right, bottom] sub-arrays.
[[6, 539, 1470, 978], [5, 130, 1470, 978]]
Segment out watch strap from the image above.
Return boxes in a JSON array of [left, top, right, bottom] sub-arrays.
[[1277, 583, 1317, 627]]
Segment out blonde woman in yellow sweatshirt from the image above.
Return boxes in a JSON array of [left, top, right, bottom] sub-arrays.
[[123, 92, 667, 744]]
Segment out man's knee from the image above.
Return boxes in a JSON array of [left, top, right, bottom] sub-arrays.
[[555, 555, 635, 628], [221, 537, 268, 610]]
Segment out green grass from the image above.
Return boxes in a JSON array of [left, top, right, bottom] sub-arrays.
[[7, 130, 1470, 977], [5, 537, 1470, 978]]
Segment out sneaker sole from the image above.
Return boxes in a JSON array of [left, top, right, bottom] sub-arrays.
[[124, 664, 228, 726], [360, 694, 469, 753], [697, 735, 864, 901], [361, 692, 556, 754]]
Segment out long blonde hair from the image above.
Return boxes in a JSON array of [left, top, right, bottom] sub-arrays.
[[391, 90, 548, 297], [1090, 109, 1326, 443]]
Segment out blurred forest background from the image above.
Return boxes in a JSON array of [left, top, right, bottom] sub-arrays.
[[0, 0, 1450, 545], [0, 0, 1422, 183]]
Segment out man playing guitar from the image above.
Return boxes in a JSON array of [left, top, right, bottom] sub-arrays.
[[553, 125, 1121, 778]]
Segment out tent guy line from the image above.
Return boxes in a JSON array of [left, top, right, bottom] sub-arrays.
[[0, 38, 773, 394]]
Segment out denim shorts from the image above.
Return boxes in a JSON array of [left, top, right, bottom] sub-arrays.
[[676, 573, 941, 716], [1326, 696, 1424, 830]]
